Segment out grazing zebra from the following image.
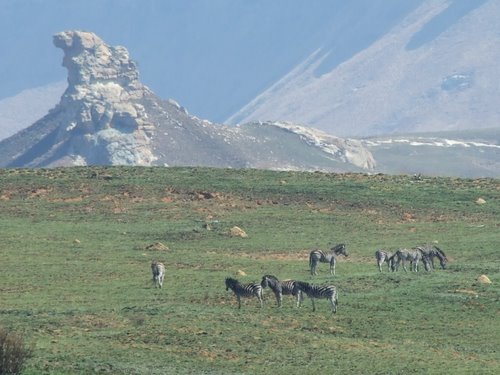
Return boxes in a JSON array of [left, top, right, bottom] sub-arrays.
[[391, 249, 422, 272], [309, 243, 348, 276], [293, 281, 338, 313], [416, 245, 448, 270], [225, 277, 263, 309], [260, 275, 303, 308], [151, 260, 165, 288], [375, 250, 394, 272]]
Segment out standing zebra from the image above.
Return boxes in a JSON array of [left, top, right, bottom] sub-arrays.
[[293, 281, 338, 313], [151, 260, 165, 288], [391, 249, 422, 272], [309, 243, 348, 276], [416, 245, 448, 270], [375, 250, 394, 272], [225, 277, 263, 309], [260, 275, 303, 308]]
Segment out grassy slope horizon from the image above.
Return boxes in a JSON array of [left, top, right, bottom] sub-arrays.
[[0, 166, 498, 374]]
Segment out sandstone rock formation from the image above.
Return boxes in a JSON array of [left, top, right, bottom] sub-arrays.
[[0, 30, 375, 172]]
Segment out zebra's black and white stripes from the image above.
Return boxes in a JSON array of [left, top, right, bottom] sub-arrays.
[[261, 275, 303, 308], [309, 243, 348, 276], [416, 245, 448, 270], [151, 260, 165, 288], [293, 281, 338, 313], [390, 249, 422, 272], [375, 250, 393, 272], [225, 277, 263, 309]]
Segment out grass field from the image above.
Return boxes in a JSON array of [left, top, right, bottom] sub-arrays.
[[0, 167, 499, 374]]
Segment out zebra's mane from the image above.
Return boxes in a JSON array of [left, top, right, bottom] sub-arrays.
[[434, 246, 447, 259], [331, 243, 347, 255], [262, 274, 279, 281], [225, 277, 239, 286]]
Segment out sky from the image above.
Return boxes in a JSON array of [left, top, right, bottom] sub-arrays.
[[0, 0, 336, 122], [0, 0, 424, 123]]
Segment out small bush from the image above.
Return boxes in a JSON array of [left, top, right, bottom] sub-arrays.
[[0, 327, 32, 375]]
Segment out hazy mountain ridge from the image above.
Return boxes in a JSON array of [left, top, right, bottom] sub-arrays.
[[228, 0, 500, 137], [363, 128, 500, 177]]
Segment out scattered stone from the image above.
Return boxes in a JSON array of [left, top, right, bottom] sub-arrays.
[[73, 239, 81, 244], [229, 226, 248, 238], [477, 275, 492, 284], [237, 270, 247, 276], [476, 197, 486, 205], [145, 242, 169, 251]]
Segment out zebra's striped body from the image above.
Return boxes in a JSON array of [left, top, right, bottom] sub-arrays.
[[151, 260, 165, 288], [375, 250, 393, 272], [225, 277, 263, 309], [309, 243, 348, 276], [293, 281, 338, 313], [260, 275, 303, 308], [416, 245, 448, 270], [391, 249, 422, 272]]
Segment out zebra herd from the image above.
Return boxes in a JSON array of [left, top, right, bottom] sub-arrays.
[[225, 275, 338, 313], [375, 244, 448, 273], [151, 243, 447, 313]]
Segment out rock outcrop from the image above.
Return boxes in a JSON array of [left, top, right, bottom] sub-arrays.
[[0, 30, 375, 172]]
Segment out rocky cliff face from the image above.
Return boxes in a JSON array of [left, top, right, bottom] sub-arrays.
[[0, 30, 374, 172]]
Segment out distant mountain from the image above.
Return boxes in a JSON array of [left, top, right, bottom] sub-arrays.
[[0, 82, 65, 141], [0, 31, 373, 172], [228, 0, 500, 137], [362, 128, 500, 178]]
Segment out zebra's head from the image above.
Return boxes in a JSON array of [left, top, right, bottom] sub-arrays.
[[434, 246, 448, 269], [261, 275, 279, 288], [225, 277, 238, 291], [332, 244, 348, 257]]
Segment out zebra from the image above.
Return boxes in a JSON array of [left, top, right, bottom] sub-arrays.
[[151, 260, 165, 288], [260, 275, 303, 308], [416, 245, 448, 270], [309, 243, 348, 276], [390, 248, 422, 272], [293, 281, 338, 313], [225, 277, 263, 309], [375, 250, 394, 272]]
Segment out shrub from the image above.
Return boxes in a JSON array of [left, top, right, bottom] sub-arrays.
[[0, 327, 32, 375]]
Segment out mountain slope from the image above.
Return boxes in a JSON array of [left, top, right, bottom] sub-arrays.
[[0, 30, 373, 172], [228, 0, 500, 137]]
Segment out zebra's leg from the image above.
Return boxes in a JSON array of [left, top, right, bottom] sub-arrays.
[[237, 295, 241, 309], [402, 260, 408, 273], [330, 258, 336, 276], [330, 295, 337, 313], [378, 261, 382, 272], [311, 298, 316, 312], [258, 292, 263, 308], [312, 261, 318, 276], [296, 291, 304, 308]]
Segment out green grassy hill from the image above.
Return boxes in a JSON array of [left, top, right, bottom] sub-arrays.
[[1, 167, 498, 374]]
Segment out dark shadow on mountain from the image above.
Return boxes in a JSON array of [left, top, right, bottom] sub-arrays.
[[313, 0, 422, 78], [406, 0, 487, 50]]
